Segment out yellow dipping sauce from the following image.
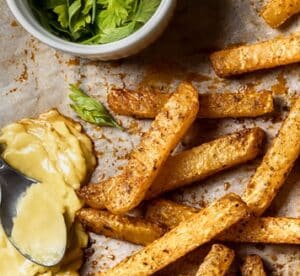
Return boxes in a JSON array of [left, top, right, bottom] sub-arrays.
[[0, 110, 96, 276]]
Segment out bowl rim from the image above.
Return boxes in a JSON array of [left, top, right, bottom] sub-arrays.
[[6, 0, 174, 55]]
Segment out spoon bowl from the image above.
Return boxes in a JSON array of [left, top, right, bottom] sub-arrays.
[[0, 157, 66, 266]]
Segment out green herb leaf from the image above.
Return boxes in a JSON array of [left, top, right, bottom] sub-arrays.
[[53, 4, 69, 28], [29, 0, 161, 44], [69, 84, 122, 129], [133, 0, 161, 23], [99, 1, 130, 30]]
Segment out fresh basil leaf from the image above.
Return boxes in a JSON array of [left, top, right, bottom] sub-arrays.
[[69, 84, 122, 129]]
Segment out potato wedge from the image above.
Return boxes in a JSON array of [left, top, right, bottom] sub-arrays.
[[195, 244, 234, 276], [108, 88, 274, 118], [210, 34, 300, 77], [146, 199, 300, 244], [79, 127, 264, 206], [79, 82, 199, 214], [241, 255, 266, 276], [146, 127, 264, 198], [261, 0, 300, 28], [242, 97, 300, 216], [98, 193, 249, 276], [76, 208, 165, 246]]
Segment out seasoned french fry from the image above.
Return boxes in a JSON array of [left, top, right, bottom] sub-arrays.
[[76, 208, 166, 246], [242, 97, 300, 216], [241, 255, 266, 276], [98, 194, 249, 276], [108, 88, 274, 118], [218, 217, 300, 244], [108, 88, 170, 118], [79, 127, 264, 206], [261, 0, 300, 28], [146, 199, 300, 244], [79, 82, 199, 214], [195, 244, 234, 276], [146, 199, 198, 229], [210, 34, 300, 77], [146, 127, 264, 198]]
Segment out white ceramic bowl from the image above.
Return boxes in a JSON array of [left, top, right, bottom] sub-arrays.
[[6, 0, 176, 60]]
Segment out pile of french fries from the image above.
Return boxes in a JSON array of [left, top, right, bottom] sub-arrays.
[[76, 5, 300, 276]]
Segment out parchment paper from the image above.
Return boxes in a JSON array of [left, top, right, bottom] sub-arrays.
[[0, 0, 300, 275]]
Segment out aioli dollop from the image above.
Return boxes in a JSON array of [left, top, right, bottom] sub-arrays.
[[0, 110, 96, 276]]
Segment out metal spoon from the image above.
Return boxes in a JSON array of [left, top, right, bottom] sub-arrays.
[[0, 157, 66, 266]]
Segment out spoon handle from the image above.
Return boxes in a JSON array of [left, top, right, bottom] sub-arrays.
[[0, 158, 8, 171]]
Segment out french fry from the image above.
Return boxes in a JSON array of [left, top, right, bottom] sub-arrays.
[[242, 97, 300, 216], [145, 199, 300, 244], [79, 82, 199, 214], [108, 88, 170, 118], [146, 127, 264, 198], [108, 88, 274, 119], [76, 208, 166, 246], [210, 33, 300, 77], [145, 199, 199, 229], [79, 127, 264, 206], [98, 193, 249, 276], [195, 244, 234, 276], [241, 255, 266, 276], [261, 0, 300, 28]]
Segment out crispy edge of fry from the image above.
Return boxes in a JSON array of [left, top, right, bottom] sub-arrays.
[[261, 0, 300, 28], [79, 82, 199, 214], [210, 34, 300, 77], [241, 255, 266, 276], [145, 127, 265, 199], [108, 88, 274, 118], [195, 244, 235, 276], [145, 199, 300, 244], [76, 208, 166, 246], [98, 193, 249, 276], [242, 97, 300, 216]]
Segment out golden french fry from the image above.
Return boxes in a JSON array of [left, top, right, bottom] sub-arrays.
[[108, 88, 274, 118], [145, 199, 198, 229], [79, 82, 199, 214], [146, 127, 264, 198], [108, 88, 170, 118], [242, 97, 300, 216], [98, 194, 249, 276], [210, 34, 300, 77], [79, 127, 264, 206], [241, 255, 266, 276], [76, 208, 165, 246], [146, 199, 300, 244], [261, 0, 300, 28], [195, 244, 234, 276]]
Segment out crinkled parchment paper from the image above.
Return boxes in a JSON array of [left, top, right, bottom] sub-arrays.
[[0, 0, 300, 275]]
